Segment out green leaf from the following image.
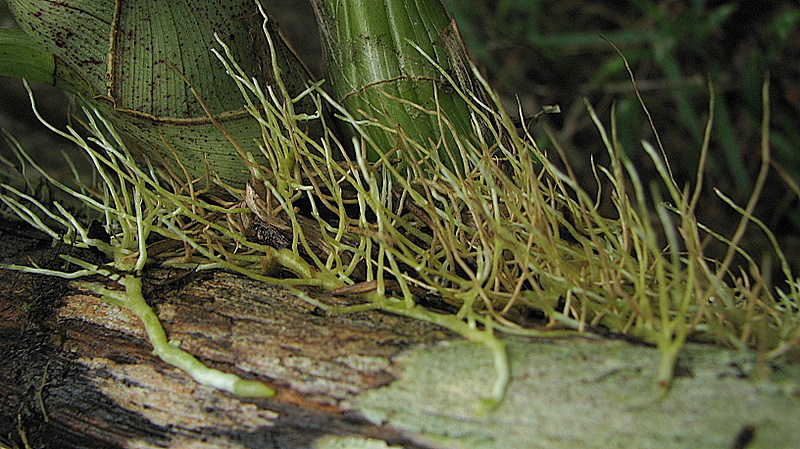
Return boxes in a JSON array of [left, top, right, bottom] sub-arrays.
[[0, 27, 54, 85], [5, 0, 320, 189]]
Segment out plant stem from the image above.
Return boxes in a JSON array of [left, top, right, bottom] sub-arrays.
[[311, 0, 485, 174]]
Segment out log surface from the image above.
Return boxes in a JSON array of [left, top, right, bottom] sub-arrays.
[[0, 222, 447, 448], [2, 221, 800, 449]]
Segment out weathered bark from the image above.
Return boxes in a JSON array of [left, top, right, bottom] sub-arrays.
[[0, 221, 449, 449], [2, 220, 800, 449]]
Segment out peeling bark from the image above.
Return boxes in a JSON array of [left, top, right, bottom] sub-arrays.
[[0, 221, 447, 449]]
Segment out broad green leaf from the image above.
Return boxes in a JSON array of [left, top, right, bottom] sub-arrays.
[[6, 0, 318, 188]]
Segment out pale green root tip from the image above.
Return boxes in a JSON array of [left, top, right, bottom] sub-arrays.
[[234, 379, 277, 398]]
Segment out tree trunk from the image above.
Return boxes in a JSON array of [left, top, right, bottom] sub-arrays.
[[1, 221, 799, 449]]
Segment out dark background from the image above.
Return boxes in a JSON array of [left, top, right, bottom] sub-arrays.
[[2, 0, 800, 277]]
